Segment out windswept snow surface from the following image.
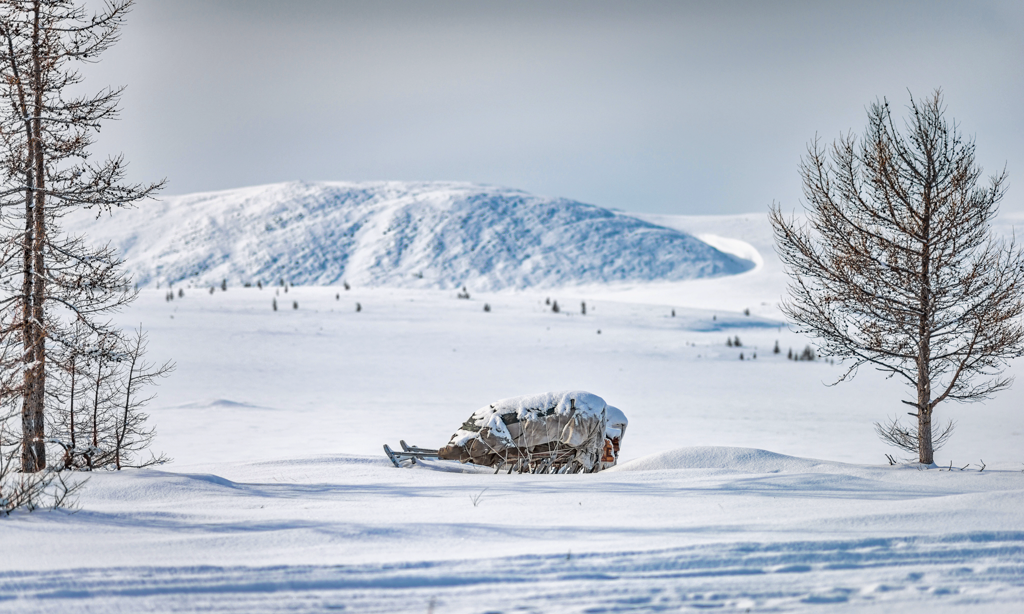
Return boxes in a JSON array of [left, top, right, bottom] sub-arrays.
[[3, 209, 1023, 613], [63, 181, 753, 291]]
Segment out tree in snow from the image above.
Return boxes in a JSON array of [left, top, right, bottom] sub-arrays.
[[48, 325, 170, 471], [0, 0, 163, 473], [770, 90, 1024, 464], [109, 327, 172, 470]]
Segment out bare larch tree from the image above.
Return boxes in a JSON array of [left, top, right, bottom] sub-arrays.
[[770, 90, 1024, 464], [0, 0, 162, 473]]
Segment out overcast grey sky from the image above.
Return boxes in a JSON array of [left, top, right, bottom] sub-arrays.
[[82, 0, 1024, 214]]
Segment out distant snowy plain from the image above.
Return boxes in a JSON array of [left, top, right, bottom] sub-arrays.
[[2, 184, 1022, 613]]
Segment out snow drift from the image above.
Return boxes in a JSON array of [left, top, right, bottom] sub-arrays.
[[63, 181, 755, 290]]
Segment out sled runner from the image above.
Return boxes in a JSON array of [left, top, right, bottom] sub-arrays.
[[383, 440, 439, 467]]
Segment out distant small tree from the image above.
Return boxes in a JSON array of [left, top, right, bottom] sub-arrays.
[[272, 298, 277, 311], [770, 90, 1024, 464], [292, 301, 298, 310], [483, 303, 491, 312], [773, 340, 780, 354], [733, 336, 742, 347], [551, 300, 560, 313], [356, 302, 361, 312], [726, 338, 733, 347]]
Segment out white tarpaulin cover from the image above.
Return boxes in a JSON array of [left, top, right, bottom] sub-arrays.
[[438, 391, 612, 471]]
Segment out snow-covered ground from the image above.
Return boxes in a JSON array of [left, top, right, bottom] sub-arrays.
[[2, 206, 1023, 613]]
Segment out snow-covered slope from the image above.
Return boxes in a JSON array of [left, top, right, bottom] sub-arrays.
[[64, 181, 754, 290], [4, 220, 1023, 611]]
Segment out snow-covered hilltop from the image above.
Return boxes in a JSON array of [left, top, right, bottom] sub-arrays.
[[64, 181, 755, 290]]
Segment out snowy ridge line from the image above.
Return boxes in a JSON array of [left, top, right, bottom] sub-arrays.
[[62, 181, 756, 290], [2, 533, 1022, 612]]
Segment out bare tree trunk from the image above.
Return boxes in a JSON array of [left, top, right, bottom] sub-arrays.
[[917, 198, 934, 465], [19, 5, 42, 471], [27, 1, 46, 471], [67, 352, 77, 470], [3, 0, 43, 474], [116, 350, 139, 471], [20, 176, 36, 472], [89, 356, 102, 471]]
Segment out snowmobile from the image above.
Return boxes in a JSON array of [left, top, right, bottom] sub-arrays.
[[384, 391, 627, 473]]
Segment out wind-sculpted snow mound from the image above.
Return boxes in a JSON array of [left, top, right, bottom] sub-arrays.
[[612, 446, 847, 474], [64, 181, 754, 290]]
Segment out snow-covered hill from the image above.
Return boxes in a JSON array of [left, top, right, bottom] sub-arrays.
[[63, 181, 755, 290]]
